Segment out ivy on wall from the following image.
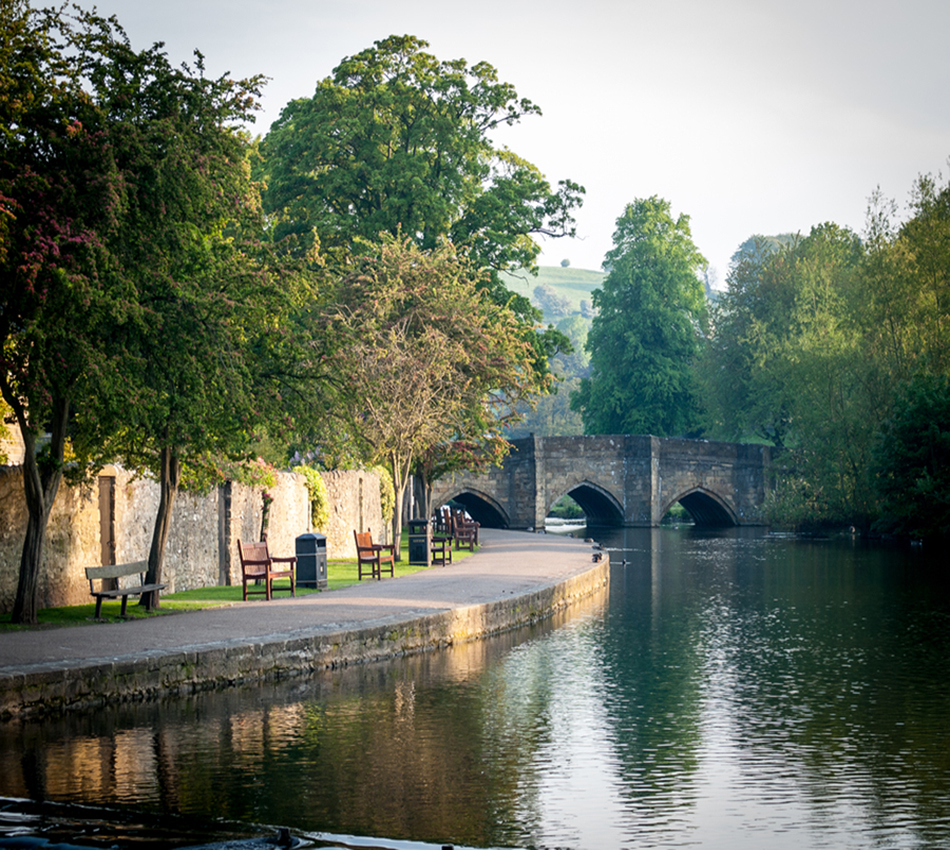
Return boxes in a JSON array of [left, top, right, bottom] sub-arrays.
[[371, 465, 395, 525], [296, 466, 331, 531]]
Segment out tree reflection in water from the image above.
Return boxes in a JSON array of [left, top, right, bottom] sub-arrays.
[[2, 529, 949, 849]]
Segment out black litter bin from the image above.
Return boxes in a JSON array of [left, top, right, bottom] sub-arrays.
[[407, 519, 430, 566], [296, 533, 327, 589]]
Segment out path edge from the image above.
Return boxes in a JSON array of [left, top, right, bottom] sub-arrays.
[[1, 558, 609, 719]]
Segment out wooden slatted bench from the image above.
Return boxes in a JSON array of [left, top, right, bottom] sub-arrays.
[[354, 530, 395, 581], [85, 561, 166, 618]]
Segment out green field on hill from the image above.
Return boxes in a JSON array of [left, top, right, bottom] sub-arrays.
[[500, 265, 605, 319]]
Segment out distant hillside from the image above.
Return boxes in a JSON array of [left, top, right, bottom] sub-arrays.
[[500, 265, 605, 323]]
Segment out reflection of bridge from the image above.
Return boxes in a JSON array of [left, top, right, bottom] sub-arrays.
[[432, 435, 771, 529]]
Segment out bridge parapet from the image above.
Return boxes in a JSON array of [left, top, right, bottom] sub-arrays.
[[431, 435, 770, 529]]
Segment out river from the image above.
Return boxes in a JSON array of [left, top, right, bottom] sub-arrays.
[[1, 527, 948, 849]]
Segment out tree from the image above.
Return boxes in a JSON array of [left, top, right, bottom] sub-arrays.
[[892, 174, 950, 373], [533, 283, 573, 322], [873, 374, 950, 538], [1, 2, 282, 620], [696, 172, 950, 531], [0, 1, 136, 623], [71, 23, 284, 608], [508, 314, 589, 438], [571, 197, 708, 436], [261, 35, 581, 268], [700, 223, 876, 527], [313, 235, 542, 555], [698, 235, 800, 447], [771, 223, 872, 525], [259, 34, 583, 370]]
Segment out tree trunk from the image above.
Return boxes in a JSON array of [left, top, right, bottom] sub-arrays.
[[389, 451, 413, 561], [140, 444, 180, 609], [10, 397, 69, 625], [417, 473, 433, 527]]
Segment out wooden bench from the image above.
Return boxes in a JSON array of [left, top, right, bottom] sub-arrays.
[[354, 530, 395, 580], [237, 540, 296, 601], [85, 561, 166, 618], [431, 530, 453, 566], [452, 511, 479, 551]]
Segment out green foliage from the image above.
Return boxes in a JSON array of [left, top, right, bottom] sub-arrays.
[[260, 35, 582, 274], [0, 1, 293, 619], [548, 495, 584, 519], [729, 233, 798, 266], [0, 0, 143, 621], [296, 465, 330, 531], [533, 284, 573, 322], [661, 503, 693, 524], [572, 197, 708, 436], [700, 223, 874, 526], [698, 169, 950, 531], [762, 479, 817, 530], [310, 234, 544, 550], [259, 35, 583, 389], [371, 464, 396, 525], [509, 313, 589, 437], [175, 455, 279, 495], [873, 375, 950, 538], [698, 235, 799, 446]]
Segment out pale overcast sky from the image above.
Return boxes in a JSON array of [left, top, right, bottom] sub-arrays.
[[83, 0, 950, 285]]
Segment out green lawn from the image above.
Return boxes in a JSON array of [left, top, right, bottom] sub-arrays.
[[0, 536, 478, 631], [500, 264, 605, 314]]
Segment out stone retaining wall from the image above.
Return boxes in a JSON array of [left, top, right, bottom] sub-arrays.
[[0, 466, 384, 612], [0, 558, 609, 719]]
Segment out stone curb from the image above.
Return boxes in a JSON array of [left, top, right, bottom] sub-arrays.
[[0, 558, 608, 719]]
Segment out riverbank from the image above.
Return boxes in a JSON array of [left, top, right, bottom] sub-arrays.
[[0, 529, 607, 719]]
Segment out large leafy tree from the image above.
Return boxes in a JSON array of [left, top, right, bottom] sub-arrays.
[[699, 223, 878, 527], [770, 224, 872, 525], [699, 236, 801, 447], [259, 34, 583, 361], [695, 172, 950, 533], [1, 1, 283, 620], [0, 1, 136, 623], [72, 22, 290, 608], [571, 197, 708, 436], [312, 235, 542, 555]]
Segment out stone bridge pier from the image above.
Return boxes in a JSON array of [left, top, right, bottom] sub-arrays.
[[431, 435, 770, 529]]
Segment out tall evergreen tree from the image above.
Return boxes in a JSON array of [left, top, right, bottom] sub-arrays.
[[571, 197, 708, 436]]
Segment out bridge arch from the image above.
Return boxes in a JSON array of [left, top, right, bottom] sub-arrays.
[[551, 481, 625, 527], [662, 486, 738, 527], [440, 488, 510, 528]]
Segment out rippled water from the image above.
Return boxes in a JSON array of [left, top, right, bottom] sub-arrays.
[[2, 527, 949, 849]]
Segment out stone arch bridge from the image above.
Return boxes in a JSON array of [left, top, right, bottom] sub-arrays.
[[431, 435, 771, 529]]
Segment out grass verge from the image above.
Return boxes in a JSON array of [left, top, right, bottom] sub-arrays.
[[0, 537, 478, 631]]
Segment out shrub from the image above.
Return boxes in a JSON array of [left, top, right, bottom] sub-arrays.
[[372, 465, 395, 524], [296, 465, 330, 531]]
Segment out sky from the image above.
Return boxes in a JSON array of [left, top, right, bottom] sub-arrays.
[[82, 0, 950, 286]]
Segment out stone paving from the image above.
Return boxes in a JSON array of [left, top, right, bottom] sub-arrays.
[[0, 529, 607, 718]]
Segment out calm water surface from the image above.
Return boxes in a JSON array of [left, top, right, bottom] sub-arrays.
[[1, 527, 949, 849]]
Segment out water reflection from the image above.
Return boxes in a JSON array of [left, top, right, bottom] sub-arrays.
[[2, 529, 950, 849], [0, 593, 609, 849], [596, 527, 950, 848]]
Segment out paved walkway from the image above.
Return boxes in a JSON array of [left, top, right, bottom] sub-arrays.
[[0, 530, 602, 713]]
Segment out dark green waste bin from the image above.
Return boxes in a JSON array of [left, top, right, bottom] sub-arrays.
[[407, 519, 430, 566], [296, 533, 327, 589]]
